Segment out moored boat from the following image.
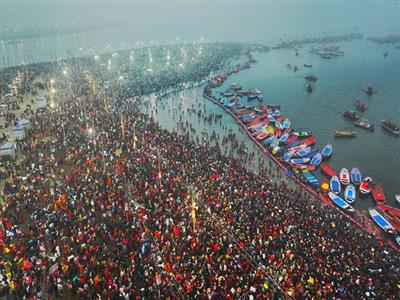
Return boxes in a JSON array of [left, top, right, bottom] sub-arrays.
[[369, 208, 395, 232], [396, 194, 400, 205], [370, 182, 385, 202], [310, 152, 322, 167], [344, 184, 356, 203], [339, 168, 350, 185], [303, 136, 317, 146], [285, 134, 297, 145], [305, 75, 317, 81], [293, 130, 313, 138], [350, 167, 362, 185], [381, 119, 400, 136], [360, 177, 372, 194], [290, 157, 310, 164], [330, 176, 341, 194], [365, 84, 374, 95], [306, 83, 313, 92], [321, 144, 333, 158], [335, 130, 357, 137], [376, 204, 400, 218], [320, 162, 337, 177], [328, 192, 355, 213], [229, 83, 242, 91], [294, 146, 311, 157], [301, 170, 319, 186], [283, 150, 295, 163]]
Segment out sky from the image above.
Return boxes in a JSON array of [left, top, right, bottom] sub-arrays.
[[1, 1, 399, 43]]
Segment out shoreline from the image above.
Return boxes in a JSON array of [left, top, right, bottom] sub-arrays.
[[202, 64, 400, 253]]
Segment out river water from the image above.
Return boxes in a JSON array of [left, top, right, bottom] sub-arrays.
[[140, 40, 400, 210]]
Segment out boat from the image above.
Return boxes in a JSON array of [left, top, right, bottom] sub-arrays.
[[328, 192, 355, 213], [266, 125, 275, 135], [293, 130, 313, 138], [290, 157, 310, 164], [360, 177, 372, 194], [288, 143, 306, 153], [294, 146, 311, 157], [267, 115, 276, 123], [321, 179, 329, 193], [321, 144, 333, 158], [283, 151, 295, 163], [335, 130, 357, 137], [302, 170, 319, 186], [256, 132, 269, 140], [285, 135, 297, 145], [304, 149, 319, 159], [304, 64, 312, 68], [283, 119, 290, 129], [303, 136, 316, 146], [369, 208, 395, 232], [376, 204, 400, 218], [229, 83, 242, 91], [320, 162, 337, 177], [305, 75, 317, 81], [293, 164, 315, 171], [344, 184, 356, 203], [396, 194, 400, 205], [381, 119, 400, 136], [343, 110, 360, 121], [306, 83, 313, 92], [310, 152, 322, 167], [365, 84, 374, 95], [370, 183, 385, 202], [350, 168, 362, 185], [339, 168, 350, 185], [263, 136, 275, 145], [286, 63, 292, 69], [279, 133, 289, 144], [354, 119, 375, 131], [355, 100, 366, 112], [384, 52, 388, 57], [322, 54, 332, 59], [273, 110, 281, 117], [330, 176, 341, 194]]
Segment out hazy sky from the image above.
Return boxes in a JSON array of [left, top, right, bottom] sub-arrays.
[[1, 1, 400, 43]]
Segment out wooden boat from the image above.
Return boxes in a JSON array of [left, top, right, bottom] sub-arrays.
[[370, 183, 385, 202], [381, 119, 400, 136], [273, 110, 281, 117], [288, 143, 306, 153], [305, 74, 317, 81], [376, 204, 400, 218], [275, 127, 282, 138], [365, 84, 374, 96], [321, 144, 333, 158], [304, 149, 319, 159], [263, 136, 275, 145], [344, 184, 356, 203], [303, 136, 317, 146], [279, 133, 289, 144], [293, 164, 315, 171], [310, 152, 322, 167], [267, 115, 276, 123], [289, 140, 301, 148], [229, 83, 242, 91], [369, 208, 395, 232], [293, 130, 313, 138], [285, 135, 297, 145], [290, 157, 310, 164], [355, 100, 366, 111], [343, 110, 360, 121], [302, 170, 319, 185], [266, 125, 275, 135], [396, 194, 400, 205], [256, 132, 269, 140], [283, 119, 291, 129], [283, 150, 295, 163], [350, 168, 362, 185], [339, 168, 350, 185], [320, 162, 337, 177], [304, 64, 312, 68], [295, 146, 311, 157], [321, 179, 329, 193], [330, 176, 341, 194], [335, 130, 357, 137], [360, 177, 372, 194], [354, 119, 375, 131], [328, 192, 355, 213]]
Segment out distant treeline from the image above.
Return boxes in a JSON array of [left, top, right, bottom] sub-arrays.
[[273, 33, 364, 49]]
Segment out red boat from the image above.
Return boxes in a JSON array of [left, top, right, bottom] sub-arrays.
[[285, 135, 297, 145], [376, 206, 400, 231], [283, 128, 292, 135], [303, 136, 317, 146], [371, 183, 385, 202], [377, 204, 400, 218], [275, 115, 284, 122], [275, 128, 282, 138], [320, 162, 337, 178]]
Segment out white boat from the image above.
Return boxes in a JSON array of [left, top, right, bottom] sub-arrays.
[[339, 168, 350, 185], [396, 194, 400, 205], [328, 192, 355, 213], [344, 184, 356, 203], [369, 208, 395, 232]]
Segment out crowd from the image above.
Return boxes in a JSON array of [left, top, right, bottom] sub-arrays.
[[0, 43, 399, 300]]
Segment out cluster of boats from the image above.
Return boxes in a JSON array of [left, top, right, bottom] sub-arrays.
[[220, 83, 264, 101], [342, 104, 399, 136], [309, 45, 344, 59]]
